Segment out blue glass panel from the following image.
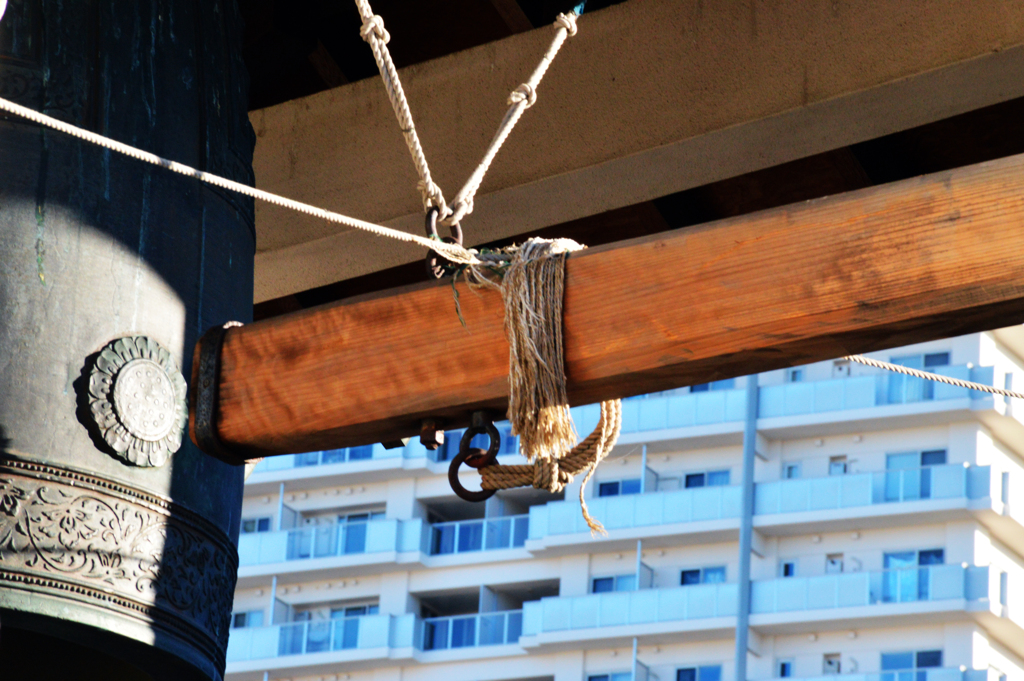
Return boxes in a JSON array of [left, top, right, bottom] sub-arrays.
[[512, 516, 529, 547], [681, 570, 701, 586], [702, 567, 726, 584], [305, 621, 331, 653], [593, 577, 615, 592], [431, 526, 456, 555], [339, 618, 359, 649], [295, 452, 320, 467], [620, 478, 641, 495], [506, 611, 523, 642], [699, 666, 722, 681], [344, 523, 367, 554], [322, 449, 346, 464], [424, 620, 448, 650], [485, 518, 512, 550], [685, 474, 705, 488], [348, 445, 373, 460], [677, 669, 697, 681], [881, 652, 914, 671], [707, 470, 730, 486], [599, 482, 620, 497], [450, 617, 476, 647], [457, 522, 484, 552], [916, 650, 942, 668]]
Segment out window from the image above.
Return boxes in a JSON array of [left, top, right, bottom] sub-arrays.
[[832, 360, 851, 378], [677, 666, 721, 681], [231, 610, 264, 629], [882, 550, 944, 601], [681, 566, 725, 586], [241, 517, 271, 533], [825, 553, 843, 574], [592, 574, 637, 593], [598, 479, 642, 497], [781, 561, 796, 577], [684, 470, 730, 488], [828, 456, 848, 476], [924, 353, 950, 368], [690, 379, 735, 392], [823, 653, 841, 675], [881, 650, 942, 674], [783, 463, 801, 480], [590, 673, 632, 681], [777, 660, 794, 678], [885, 450, 948, 500], [788, 368, 804, 382]]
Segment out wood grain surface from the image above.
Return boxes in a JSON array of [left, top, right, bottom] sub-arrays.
[[205, 153, 1024, 458]]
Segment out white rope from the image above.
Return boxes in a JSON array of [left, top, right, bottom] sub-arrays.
[[0, 95, 480, 267], [443, 12, 579, 227], [845, 354, 1024, 400], [354, 1, 580, 227], [353, 1, 448, 216]]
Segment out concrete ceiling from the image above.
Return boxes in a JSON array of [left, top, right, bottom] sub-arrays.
[[245, 0, 1024, 305]]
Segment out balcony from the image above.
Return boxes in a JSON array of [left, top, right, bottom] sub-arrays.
[[429, 515, 530, 555], [237, 519, 421, 567], [419, 610, 524, 650], [775, 670, 988, 681], [521, 583, 737, 645], [758, 365, 993, 419], [528, 485, 740, 550], [754, 465, 990, 516], [225, 613, 415, 663], [252, 442, 420, 474], [750, 564, 989, 615]]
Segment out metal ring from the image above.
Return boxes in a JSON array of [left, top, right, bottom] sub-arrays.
[[424, 208, 440, 240], [447, 422, 501, 502]]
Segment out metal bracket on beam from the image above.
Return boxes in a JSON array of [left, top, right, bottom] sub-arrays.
[[189, 321, 247, 466]]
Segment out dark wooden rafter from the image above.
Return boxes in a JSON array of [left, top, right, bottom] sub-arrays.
[[191, 152, 1024, 461]]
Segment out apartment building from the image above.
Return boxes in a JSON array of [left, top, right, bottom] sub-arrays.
[[224, 329, 1024, 681]]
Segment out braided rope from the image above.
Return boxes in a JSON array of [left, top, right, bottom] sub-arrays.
[[443, 12, 579, 227], [481, 399, 621, 533], [845, 355, 1024, 399], [354, 1, 580, 227], [0, 96, 479, 266], [354, 2, 449, 216]]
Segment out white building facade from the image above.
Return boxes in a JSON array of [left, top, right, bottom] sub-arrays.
[[225, 329, 1024, 681]]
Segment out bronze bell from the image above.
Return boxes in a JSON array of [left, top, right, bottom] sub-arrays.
[[0, 1, 253, 678]]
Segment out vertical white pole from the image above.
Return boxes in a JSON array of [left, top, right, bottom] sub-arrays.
[[640, 444, 648, 493], [735, 374, 759, 681], [268, 575, 277, 625], [276, 482, 286, 531]]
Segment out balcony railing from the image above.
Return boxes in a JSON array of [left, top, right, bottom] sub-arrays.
[[522, 583, 738, 636], [226, 614, 415, 662], [528, 485, 741, 539], [238, 519, 420, 566], [429, 515, 529, 555], [782, 670, 988, 681], [252, 442, 419, 473], [750, 565, 988, 614], [755, 465, 990, 515], [420, 610, 523, 650], [759, 365, 994, 419]]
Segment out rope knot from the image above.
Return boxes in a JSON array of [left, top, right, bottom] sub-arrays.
[[508, 83, 537, 108], [555, 12, 578, 37], [360, 15, 390, 44], [416, 179, 448, 215], [532, 457, 574, 493]]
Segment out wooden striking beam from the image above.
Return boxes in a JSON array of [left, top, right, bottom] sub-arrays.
[[196, 153, 1024, 460]]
